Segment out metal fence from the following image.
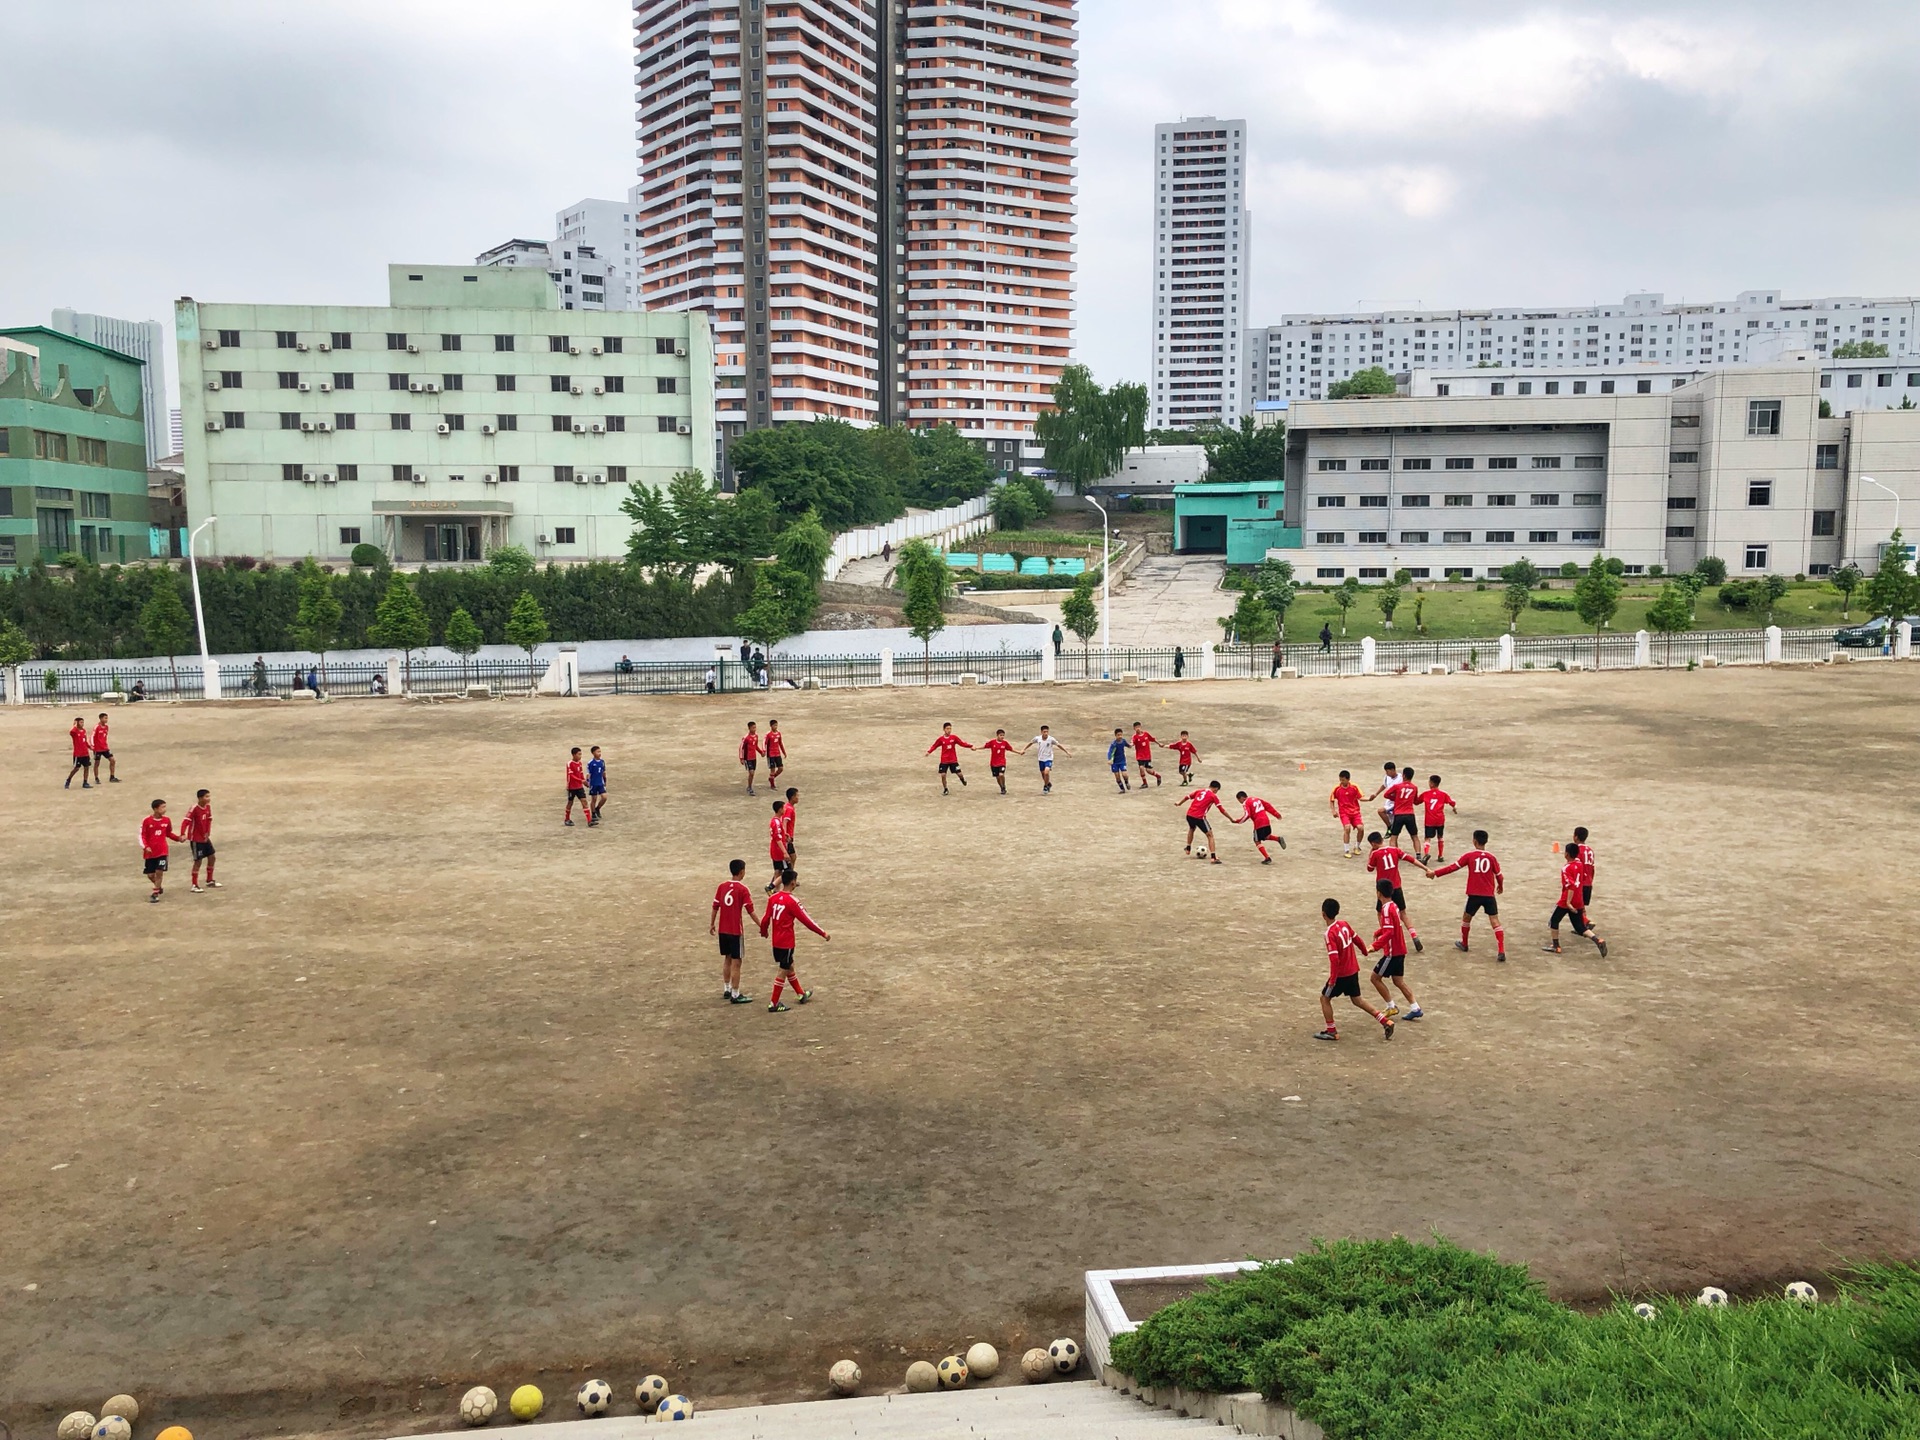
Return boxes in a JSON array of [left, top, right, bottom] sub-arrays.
[[402, 659, 546, 696], [767, 653, 884, 689], [894, 649, 1044, 686], [1054, 646, 1195, 681], [222, 661, 388, 697]]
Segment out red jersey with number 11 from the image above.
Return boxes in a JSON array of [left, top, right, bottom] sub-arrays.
[[1366, 845, 1411, 886]]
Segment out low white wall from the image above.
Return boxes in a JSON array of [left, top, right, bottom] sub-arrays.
[[823, 496, 995, 582]]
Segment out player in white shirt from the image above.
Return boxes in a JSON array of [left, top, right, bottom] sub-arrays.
[[1019, 725, 1072, 794]]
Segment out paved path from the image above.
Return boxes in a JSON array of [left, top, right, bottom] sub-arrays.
[[835, 554, 895, 587], [1015, 556, 1229, 646]]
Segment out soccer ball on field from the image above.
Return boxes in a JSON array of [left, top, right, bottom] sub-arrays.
[[905, 1360, 939, 1392], [1631, 1303, 1657, 1321], [101, 1397, 140, 1425], [634, 1375, 669, 1410], [509, 1384, 544, 1421], [937, 1355, 969, 1389], [93, 1420, 132, 1440], [965, 1343, 1000, 1380], [1019, 1349, 1052, 1382], [828, 1360, 862, 1396], [1696, 1286, 1729, 1307], [657, 1395, 695, 1422], [1048, 1338, 1081, 1373], [459, 1387, 498, 1426], [576, 1379, 613, 1417], [1785, 1281, 1819, 1304], [57, 1413, 96, 1440]]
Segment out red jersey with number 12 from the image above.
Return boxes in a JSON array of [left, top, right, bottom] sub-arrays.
[[1325, 919, 1364, 979], [1373, 899, 1408, 956]]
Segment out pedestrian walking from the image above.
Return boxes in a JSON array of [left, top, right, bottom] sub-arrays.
[[1319, 623, 1333, 653]]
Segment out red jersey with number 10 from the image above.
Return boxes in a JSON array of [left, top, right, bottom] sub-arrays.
[[1434, 849, 1501, 896], [1325, 919, 1364, 979], [712, 880, 756, 935], [140, 814, 174, 859]]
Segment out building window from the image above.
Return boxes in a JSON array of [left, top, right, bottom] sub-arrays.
[[1528, 530, 1560, 543], [340, 527, 362, 545], [387, 333, 407, 351], [605, 416, 626, 432], [1490, 383, 1505, 396], [1544, 381, 1560, 395], [549, 336, 569, 353], [1442, 529, 1472, 543], [443, 374, 464, 391], [497, 414, 518, 431], [1572, 380, 1588, 394], [333, 372, 354, 390], [1672, 413, 1700, 428], [217, 329, 240, 347], [1879, 373, 1894, 388], [552, 416, 571, 433], [1314, 532, 1346, 544], [280, 412, 300, 430], [276, 331, 298, 349], [550, 375, 570, 393], [1815, 443, 1839, 470], [494, 335, 515, 352], [392, 464, 414, 483], [1484, 530, 1515, 542], [1316, 458, 1347, 471], [554, 465, 575, 483], [1358, 531, 1387, 544], [75, 437, 107, 466], [218, 370, 241, 388], [656, 415, 679, 433], [277, 371, 298, 390], [1400, 494, 1431, 507], [1637, 379, 1653, 393], [498, 465, 519, 482], [1487, 456, 1517, 470], [1354, 457, 1386, 471], [1401, 457, 1431, 470], [1358, 495, 1388, 509], [1572, 493, 1601, 506], [607, 466, 627, 484], [1748, 399, 1782, 435], [1670, 450, 1699, 464], [338, 464, 358, 482], [330, 332, 351, 350], [1667, 496, 1697, 510], [1487, 494, 1516, 507], [1444, 457, 1474, 470], [1316, 495, 1347, 508], [1531, 456, 1561, 469], [445, 415, 465, 431], [1315, 567, 1346, 578], [221, 411, 244, 428], [1399, 530, 1430, 543], [1847, 373, 1864, 389], [602, 375, 625, 394], [496, 375, 516, 392], [655, 337, 678, 355], [553, 527, 577, 544], [1571, 530, 1601, 543], [441, 334, 462, 351], [1812, 510, 1837, 537], [281, 463, 303, 483], [1748, 481, 1772, 506], [603, 337, 624, 354], [1444, 495, 1473, 507], [1573, 455, 1604, 470], [1600, 380, 1616, 394], [1518, 382, 1533, 396], [392, 414, 411, 431], [1810, 562, 1834, 575], [1530, 494, 1560, 506], [1744, 543, 1769, 570], [1358, 568, 1388, 579], [1666, 525, 1695, 538], [1435, 383, 1450, 396], [335, 413, 356, 430]]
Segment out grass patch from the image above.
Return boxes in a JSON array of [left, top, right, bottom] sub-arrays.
[[1107, 1239, 1920, 1439]]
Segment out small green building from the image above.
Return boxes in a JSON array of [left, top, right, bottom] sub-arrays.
[[1173, 479, 1297, 565], [0, 328, 153, 568]]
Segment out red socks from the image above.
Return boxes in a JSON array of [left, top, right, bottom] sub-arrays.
[[1459, 922, 1471, 947], [1493, 925, 1506, 954]]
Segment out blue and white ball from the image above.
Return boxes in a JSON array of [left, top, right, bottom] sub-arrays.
[[93, 1420, 132, 1440], [657, 1395, 695, 1422]]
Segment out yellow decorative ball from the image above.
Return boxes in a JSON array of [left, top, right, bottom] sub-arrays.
[[155, 1429, 193, 1440], [509, 1385, 544, 1421]]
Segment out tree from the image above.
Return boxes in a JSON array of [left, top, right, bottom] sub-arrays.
[[909, 423, 994, 506], [1035, 364, 1145, 491], [990, 479, 1040, 531], [1558, 560, 1579, 579], [1866, 527, 1916, 624], [1499, 558, 1541, 591], [1413, 594, 1427, 635], [368, 574, 431, 690], [1252, 558, 1297, 635], [1573, 552, 1623, 667], [729, 419, 901, 527], [1832, 340, 1890, 359], [1222, 589, 1276, 646], [504, 589, 551, 667], [1333, 576, 1362, 634], [443, 606, 483, 685], [1832, 562, 1864, 618], [1374, 580, 1402, 630], [1326, 366, 1396, 399], [1694, 555, 1728, 585], [1673, 569, 1705, 620], [290, 559, 344, 684], [1498, 559, 1543, 633], [1761, 573, 1789, 622], [349, 542, 386, 569], [139, 576, 195, 690], [0, 617, 31, 668], [488, 544, 536, 580], [1202, 416, 1287, 484], [1060, 574, 1099, 657], [736, 564, 812, 657], [1645, 582, 1694, 666], [1820, 398, 1833, 419]]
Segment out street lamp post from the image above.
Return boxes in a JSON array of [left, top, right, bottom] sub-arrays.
[[1861, 473, 1900, 545], [1085, 493, 1110, 680], [187, 516, 220, 700]]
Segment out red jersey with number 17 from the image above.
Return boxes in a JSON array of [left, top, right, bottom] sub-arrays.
[[1325, 919, 1364, 979], [1433, 849, 1501, 896], [760, 890, 827, 946], [1388, 780, 1419, 815], [712, 880, 756, 935]]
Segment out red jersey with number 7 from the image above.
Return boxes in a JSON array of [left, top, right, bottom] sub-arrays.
[[1419, 788, 1453, 826], [1433, 849, 1501, 896], [760, 891, 827, 946], [1325, 919, 1364, 979]]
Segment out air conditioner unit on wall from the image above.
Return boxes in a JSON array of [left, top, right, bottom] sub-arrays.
[[409, 380, 425, 393], [573, 474, 588, 485], [405, 342, 420, 354], [317, 341, 331, 353], [412, 474, 428, 485], [590, 344, 603, 356], [296, 342, 310, 352], [302, 473, 318, 484], [568, 344, 582, 356], [205, 420, 223, 432], [436, 423, 452, 435], [537, 533, 551, 545], [590, 473, 606, 484], [423, 381, 441, 394], [592, 384, 604, 396], [321, 473, 337, 484], [569, 383, 584, 395], [206, 380, 221, 391], [301, 421, 316, 433], [677, 421, 691, 434], [298, 381, 312, 392], [572, 422, 587, 434], [316, 420, 333, 432], [202, 338, 220, 351], [318, 381, 332, 392], [674, 345, 687, 358], [483, 473, 499, 485], [590, 422, 604, 434], [480, 423, 496, 435]]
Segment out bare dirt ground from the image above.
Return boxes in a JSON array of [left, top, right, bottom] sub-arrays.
[[4, 666, 1918, 1439]]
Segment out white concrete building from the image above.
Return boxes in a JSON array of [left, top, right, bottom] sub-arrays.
[[174, 264, 715, 565], [1248, 289, 1920, 405], [50, 309, 170, 464], [1150, 118, 1248, 430], [555, 198, 644, 312], [1409, 356, 1920, 416]]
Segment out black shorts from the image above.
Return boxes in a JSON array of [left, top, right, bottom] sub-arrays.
[[1582, 885, 1593, 908], [990, 765, 1005, 777], [1550, 906, 1590, 935], [767, 755, 784, 771], [568, 787, 587, 800], [742, 757, 758, 770], [143, 856, 167, 875], [1423, 823, 1444, 839], [718, 932, 742, 960], [939, 761, 962, 774], [1386, 886, 1407, 911], [1388, 814, 1418, 839], [191, 841, 215, 860], [773, 946, 796, 970], [1323, 973, 1360, 999], [1134, 756, 1154, 769], [1253, 825, 1272, 844], [1186, 815, 1211, 835], [1464, 894, 1499, 918], [94, 749, 113, 760], [1372, 952, 1405, 979]]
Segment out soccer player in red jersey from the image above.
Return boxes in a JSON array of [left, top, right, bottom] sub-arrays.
[[140, 798, 183, 903], [1169, 731, 1199, 784], [1572, 826, 1596, 910], [1180, 779, 1231, 862], [1384, 766, 1422, 848], [1417, 774, 1457, 863], [982, 729, 1017, 794], [760, 867, 828, 1011], [1329, 769, 1365, 857], [65, 717, 92, 790], [1428, 828, 1506, 961], [765, 799, 793, 893], [1370, 878, 1423, 1021], [764, 720, 787, 782], [1130, 723, 1163, 788], [710, 858, 758, 1004], [1233, 790, 1287, 863], [185, 788, 220, 892], [90, 713, 120, 786], [564, 747, 590, 826], [1365, 831, 1427, 950], [739, 721, 762, 795], [1545, 842, 1608, 957], [926, 722, 973, 793], [783, 787, 799, 857], [1316, 896, 1395, 1042]]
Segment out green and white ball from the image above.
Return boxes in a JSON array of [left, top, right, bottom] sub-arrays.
[[936, 1356, 968, 1389], [575, 1379, 613, 1417], [1048, 1338, 1081, 1373], [459, 1387, 498, 1426], [656, 1395, 694, 1422]]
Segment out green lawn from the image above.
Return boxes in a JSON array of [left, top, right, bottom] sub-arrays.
[[1276, 581, 1865, 642]]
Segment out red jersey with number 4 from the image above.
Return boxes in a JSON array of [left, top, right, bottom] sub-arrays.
[[92, 721, 110, 753], [140, 815, 174, 859], [1132, 731, 1157, 761], [765, 731, 785, 759], [1419, 788, 1453, 826], [1170, 740, 1198, 768], [184, 803, 212, 844], [1577, 843, 1596, 886], [1373, 898, 1409, 956], [1389, 781, 1419, 815], [1367, 845, 1411, 886], [1325, 919, 1364, 979], [1434, 849, 1501, 896], [712, 880, 756, 935], [566, 759, 586, 789], [1559, 861, 1586, 910], [70, 723, 90, 757], [1332, 783, 1363, 818], [1185, 787, 1225, 819], [928, 733, 971, 763], [740, 733, 761, 763], [983, 737, 1015, 766], [1244, 796, 1280, 829], [760, 891, 826, 946]]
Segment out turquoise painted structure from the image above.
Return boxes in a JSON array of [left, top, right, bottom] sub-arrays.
[[0, 328, 152, 568], [1173, 480, 1297, 565]]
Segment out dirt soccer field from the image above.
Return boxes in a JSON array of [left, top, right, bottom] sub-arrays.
[[4, 667, 1918, 1437]]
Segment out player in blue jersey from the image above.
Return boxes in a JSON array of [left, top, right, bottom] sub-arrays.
[[586, 745, 608, 826]]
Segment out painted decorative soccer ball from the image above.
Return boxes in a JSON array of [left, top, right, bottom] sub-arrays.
[[634, 1375, 669, 1410], [1696, 1286, 1729, 1307], [965, 1343, 999, 1380], [57, 1412, 96, 1440], [508, 1384, 544, 1421], [1785, 1281, 1819, 1304], [459, 1387, 498, 1425], [93, 1420, 132, 1440], [656, 1395, 695, 1422], [101, 1397, 140, 1425], [154, 1428, 193, 1440], [828, 1360, 862, 1396], [1632, 1303, 1657, 1321], [1048, 1338, 1081, 1373], [937, 1355, 969, 1389], [1020, 1348, 1052, 1382], [576, 1379, 613, 1417], [905, 1360, 939, 1393]]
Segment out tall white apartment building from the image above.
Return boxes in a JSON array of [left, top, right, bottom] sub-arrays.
[[630, 0, 1078, 471], [1150, 118, 1247, 431], [1248, 290, 1920, 405], [478, 200, 648, 313], [50, 309, 170, 464]]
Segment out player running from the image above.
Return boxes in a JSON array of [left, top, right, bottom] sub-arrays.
[[90, 713, 120, 785], [765, 799, 793, 893], [140, 798, 183, 903], [1365, 832, 1427, 950], [1428, 829, 1506, 961], [739, 721, 762, 795], [761, 867, 828, 1011], [185, 788, 220, 891], [564, 747, 591, 827], [1021, 725, 1069, 792], [1106, 729, 1132, 793], [710, 859, 758, 1004], [1130, 724, 1163, 788], [764, 720, 787, 782], [65, 717, 92, 790], [586, 745, 608, 826], [1330, 769, 1365, 857], [1233, 790, 1286, 863], [926, 722, 973, 793], [1169, 731, 1199, 784], [1572, 826, 1596, 910], [1370, 878, 1423, 1021], [982, 729, 1017, 794], [1545, 842, 1608, 957], [1417, 774, 1457, 863], [783, 787, 799, 857], [1181, 779, 1231, 862], [1315, 897, 1395, 1042]]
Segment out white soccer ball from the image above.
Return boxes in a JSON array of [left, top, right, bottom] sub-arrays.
[[965, 1343, 1000, 1380], [828, 1360, 862, 1396], [656, 1395, 695, 1422], [58, 1413, 97, 1440], [905, 1360, 939, 1393], [1785, 1281, 1819, 1304], [937, 1355, 969, 1389], [1019, 1348, 1052, 1382], [93, 1420, 132, 1440], [576, 1379, 613, 1417], [100, 1397, 140, 1425], [634, 1376, 669, 1410], [1632, 1303, 1657, 1321], [459, 1387, 498, 1426], [1696, 1286, 1729, 1307], [1048, 1338, 1081, 1373]]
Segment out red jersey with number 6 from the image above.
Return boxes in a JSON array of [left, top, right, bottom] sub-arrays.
[[712, 880, 756, 935]]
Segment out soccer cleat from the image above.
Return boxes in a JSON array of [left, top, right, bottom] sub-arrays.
[[1277, 835, 1287, 850], [564, 819, 575, 827], [108, 776, 121, 783], [1453, 941, 1470, 953], [1496, 951, 1507, 962], [1381, 1017, 1396, 1039], [1403, 1005, 1424, 1020], [1596, 939, 1609, 958], [207, 880, 222, 888], [1210, 856, 1222, 865], [1261, 855, 1273, 864], [148, 892, 162, 903], [190, 884, 204, 893], [794, 987, 812, 1005], [728, 993, 753, 1005], [1412, 935, 1424, 953], [82, 782, 91, 789], [1313, 1028, 1339, 1042], [1540, 943, 1561, 954], [1382, 1002, 1401, 1019], [768, 1001, 791, 1013]]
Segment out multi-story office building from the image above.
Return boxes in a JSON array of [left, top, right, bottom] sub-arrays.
[[1412, 356, 1920, 416], [630, 0, 1077, 473], [1259, 366, 1920, 583], [1247, 290, 1920, 406], [0, 327, 155, 568], [49, 309, 170, 464], [479, 199, 647, 314], [1149, 117, 1247, 431], [175, 264, 715, 565]]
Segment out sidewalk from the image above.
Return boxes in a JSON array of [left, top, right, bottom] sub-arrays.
[[1012, 556, 1227, 645]]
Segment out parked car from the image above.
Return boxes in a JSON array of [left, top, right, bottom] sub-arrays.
[[1833, 615, 1920, 647]]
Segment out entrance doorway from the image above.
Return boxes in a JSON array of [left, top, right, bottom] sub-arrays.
[[423, 523, 480, 562]]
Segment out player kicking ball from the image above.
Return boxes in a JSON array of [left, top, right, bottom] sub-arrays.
[[1370, 878, 1423, 1020], [1316, 897, 1395, 1042], [1544, 842, 1608, 957], [1181, 779, 1230, 863], [1233, 790, 1286, 862], [761, 867, 827, 1011], [926, 723, 973, 793], [710, 859, 758, 1004], [1428, 828, 1506, 961]]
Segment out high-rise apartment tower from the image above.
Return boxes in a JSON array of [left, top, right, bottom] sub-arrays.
[[1149, 118, 1248, 431]]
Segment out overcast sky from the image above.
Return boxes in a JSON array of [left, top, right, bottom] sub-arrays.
[[7, 0, 1919, 408]]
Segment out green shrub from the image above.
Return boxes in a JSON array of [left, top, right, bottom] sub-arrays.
[[349, 543, 386, 568], [1529, 594, 1578, 611]]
